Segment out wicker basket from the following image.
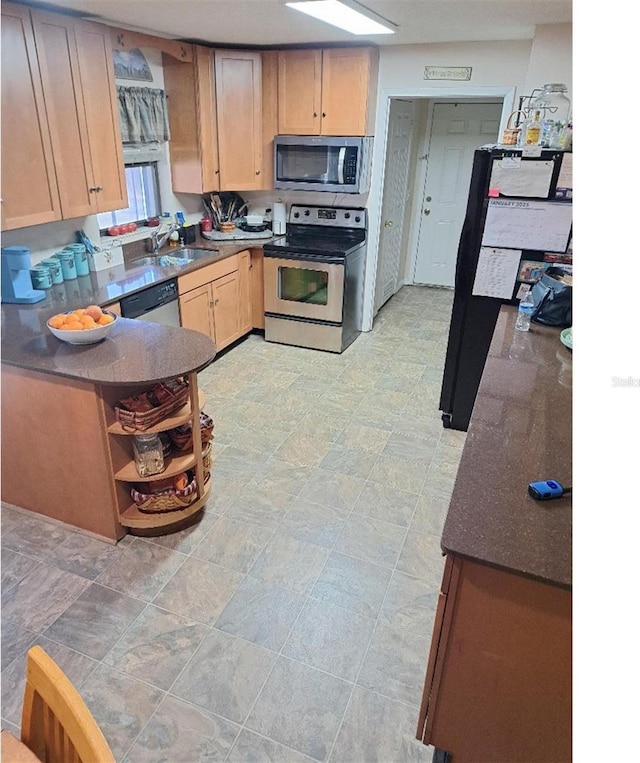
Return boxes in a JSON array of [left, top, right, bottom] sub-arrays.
[[115, 379, 190, 432], [169, 411, 214, 451], [131, 474, 198, 513], [202, 443, 212, 471]]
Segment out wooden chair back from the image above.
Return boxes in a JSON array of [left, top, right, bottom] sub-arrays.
[[20, 646, 115, 763]]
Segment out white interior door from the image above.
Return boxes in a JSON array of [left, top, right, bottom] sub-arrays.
[[374, 98, 415, 313], [413, 102, 502, 287]]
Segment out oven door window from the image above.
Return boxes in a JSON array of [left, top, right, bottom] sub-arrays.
[[265, 257, 344, 322], [279, 265, 329, 305]]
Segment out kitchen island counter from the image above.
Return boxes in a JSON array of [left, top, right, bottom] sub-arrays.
[[1, 316, 216, 385], [1, 318, 216, 542], [417, 306, 572, 762]]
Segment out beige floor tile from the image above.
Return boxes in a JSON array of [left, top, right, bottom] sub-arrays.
[[1, 286, 462, 762]]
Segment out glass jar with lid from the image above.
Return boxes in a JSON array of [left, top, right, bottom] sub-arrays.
[[532, 84, 571, 146], [132, 433, 165, 477]]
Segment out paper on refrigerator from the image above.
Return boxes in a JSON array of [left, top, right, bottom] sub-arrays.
[[472, 247, 521, 299], [489, 158, 554, 197]]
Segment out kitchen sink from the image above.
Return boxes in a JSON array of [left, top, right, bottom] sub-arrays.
[[131, 248, 218, 268]]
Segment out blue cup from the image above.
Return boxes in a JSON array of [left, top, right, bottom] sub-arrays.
[[68, 246, 89, 277], [30, 266, 52, 290], [54, 251, 77, 281], [41, 257, 64, 284]]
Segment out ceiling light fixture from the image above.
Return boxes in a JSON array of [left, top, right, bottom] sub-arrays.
[[285, 1, 396, 35]]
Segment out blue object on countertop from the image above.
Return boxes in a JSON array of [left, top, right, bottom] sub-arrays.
[[1, 246, 46, 304]]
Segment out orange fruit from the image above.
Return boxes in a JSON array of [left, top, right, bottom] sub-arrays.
[[85, 304, 103, 321], [66, 320, 83, 331], [73, 308, 85, 317], [48, 315, 65, 329], [98, 313, 115, 325], [80, 315, 97, 329]]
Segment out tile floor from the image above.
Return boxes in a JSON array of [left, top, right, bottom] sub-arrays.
[[1, 285, 466, 762]]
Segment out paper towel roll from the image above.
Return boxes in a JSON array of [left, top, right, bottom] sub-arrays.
[[272, 202, 286, 235]]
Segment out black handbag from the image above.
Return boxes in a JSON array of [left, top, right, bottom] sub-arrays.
[[531, 267, 572, 327]]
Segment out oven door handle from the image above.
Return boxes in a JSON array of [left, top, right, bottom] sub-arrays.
[[337, 147, 346, 185], [263, 251, 344, 265]]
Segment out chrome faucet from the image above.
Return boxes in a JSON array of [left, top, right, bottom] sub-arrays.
[[146, 223, 180, 254]]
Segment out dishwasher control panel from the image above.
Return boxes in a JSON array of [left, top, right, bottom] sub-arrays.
[[120, 278, 179, 319]]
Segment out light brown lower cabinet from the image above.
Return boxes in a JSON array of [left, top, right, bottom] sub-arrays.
[[249, 248, 264, 330], [178, 251, 252, 351], [417, 555, 571, 763], [0, 366, 210, 540]]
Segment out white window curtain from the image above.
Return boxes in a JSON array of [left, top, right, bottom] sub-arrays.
[[118, 86, 170, 143]]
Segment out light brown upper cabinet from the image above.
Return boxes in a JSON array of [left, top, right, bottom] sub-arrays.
[[164, 46, 269, 194], [1, 2, 127, 231], [1, 1, 61, 230], [278, 47, 379, 136]]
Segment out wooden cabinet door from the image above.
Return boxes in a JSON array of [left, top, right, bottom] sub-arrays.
[[277, 49, 322, 135], [30, 9, 96, 219], [211, 271, 241, 351], [237, 250, 252, 336], [249, 248, 264, 329], [179, 284, 215, 341], [320, 48, 374, 136], [74, 20, 127, 212], [164, 45, 220, 194], [260, 50, 278, 190], [1, 1, 61, 230], [215, 50, 262, 190]]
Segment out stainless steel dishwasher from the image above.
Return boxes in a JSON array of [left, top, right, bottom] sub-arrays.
[[119, 278, 181, 327]]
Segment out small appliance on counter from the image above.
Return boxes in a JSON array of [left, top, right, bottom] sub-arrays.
[[272, 202, 287, 235], [1, 246, 46, 304]]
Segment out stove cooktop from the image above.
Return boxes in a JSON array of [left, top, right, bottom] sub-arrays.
[[264, 205, 367, 258]]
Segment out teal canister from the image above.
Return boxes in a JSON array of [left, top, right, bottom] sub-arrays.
[[30, 266, 52, 290], [54, 250, 77, 280], [65, 244, 90, 277], [41, 257, 64, 284]]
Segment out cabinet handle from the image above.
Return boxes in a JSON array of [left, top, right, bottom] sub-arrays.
[[95, 185, 103, 192], [313, 112, 318, 118], [255, 170, 260, 175], [88, 187, 96, 193], [215, 169, 220, 175], [322, 112, 326, 118]]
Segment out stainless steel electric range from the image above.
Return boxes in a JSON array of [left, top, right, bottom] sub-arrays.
[[263, 205, 367, 353]]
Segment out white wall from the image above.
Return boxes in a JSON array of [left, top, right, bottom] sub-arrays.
[[361, 25, 572, 330], [524, 24, 573, 109]]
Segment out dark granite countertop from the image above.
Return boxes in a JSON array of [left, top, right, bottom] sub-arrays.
[[441, 306, 572, 589], [1, 238, 263, 318], [1, 237, 275, 377], [1, 317, 216, 385]]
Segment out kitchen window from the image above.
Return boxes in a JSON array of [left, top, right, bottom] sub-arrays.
[[97, 161, 160, 231]]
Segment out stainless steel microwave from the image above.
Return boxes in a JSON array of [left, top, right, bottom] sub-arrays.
[[274, 135, 373, 194]]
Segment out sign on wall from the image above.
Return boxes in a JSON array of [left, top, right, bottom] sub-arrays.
[[424, 66, 472, 81]]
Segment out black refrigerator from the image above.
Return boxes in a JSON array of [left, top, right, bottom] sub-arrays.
[[439, 144, 572, 431]]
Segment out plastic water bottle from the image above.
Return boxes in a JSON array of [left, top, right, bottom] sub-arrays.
[[515, 290, 535, 331]]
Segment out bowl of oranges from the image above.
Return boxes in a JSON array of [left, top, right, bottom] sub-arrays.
[[47, 305, 117, 345]]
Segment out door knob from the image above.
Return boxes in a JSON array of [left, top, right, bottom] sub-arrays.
[[384, 220, 393, 228], [423, 208, 431, 216], [426, 196, 432, 202]]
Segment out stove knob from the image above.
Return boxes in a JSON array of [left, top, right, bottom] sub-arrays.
[[304, 209, 310, 216], [344, 212, 351, 219], [355, 216, 361, 223], [293, 212, 300, 219]]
